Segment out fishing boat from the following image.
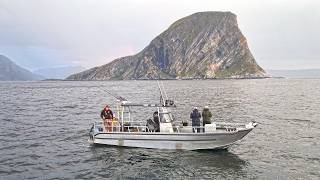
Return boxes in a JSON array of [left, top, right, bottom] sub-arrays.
[[89, 82, 258, 150]]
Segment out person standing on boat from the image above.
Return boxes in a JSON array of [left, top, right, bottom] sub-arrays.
[[190, 107, 201, 133], [153, 111, 160, 132], [202, 106, 212, 132], [202, 106, 212, 126], [100, 105, 113, 131]]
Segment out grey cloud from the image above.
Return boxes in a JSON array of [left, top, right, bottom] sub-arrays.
[[0, 0, 319, 70]]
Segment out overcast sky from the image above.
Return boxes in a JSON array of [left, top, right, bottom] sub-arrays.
[[0, 0, 319, 70]]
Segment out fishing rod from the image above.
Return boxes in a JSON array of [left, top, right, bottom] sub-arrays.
[[101, 87, 127, 102], [100, 82, 175, 107]]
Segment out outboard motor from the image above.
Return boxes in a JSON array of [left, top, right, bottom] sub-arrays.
[[88, 123, 96, 141]]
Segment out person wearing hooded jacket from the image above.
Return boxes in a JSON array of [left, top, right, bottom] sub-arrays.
[[202, 106, 213, 126], [101, 105, 113, 131], [190, 107, 201, 133]]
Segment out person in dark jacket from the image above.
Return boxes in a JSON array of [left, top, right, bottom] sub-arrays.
[[190, 107, 201, 133], [202, 106, 212, 126], [153, 111, 160, 132], [146, 111, 160, 132], [101, 105, 113, 131]]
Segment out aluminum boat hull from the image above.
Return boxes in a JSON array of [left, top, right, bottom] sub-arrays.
[[91, 128, 253, 150]]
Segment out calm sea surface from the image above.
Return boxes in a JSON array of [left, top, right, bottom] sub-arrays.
[[0, 79, 319, 179]]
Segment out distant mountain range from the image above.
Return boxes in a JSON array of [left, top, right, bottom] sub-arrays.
[[67, 11, 267, 80], [267, 69, 320, 78], [33, 66, 85, 79], [0, 55, 43, 81]]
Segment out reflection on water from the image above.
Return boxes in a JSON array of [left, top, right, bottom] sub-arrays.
[[89, 145, 247, 179]]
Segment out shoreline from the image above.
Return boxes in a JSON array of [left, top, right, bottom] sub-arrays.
[[48, 77, 274, 82]]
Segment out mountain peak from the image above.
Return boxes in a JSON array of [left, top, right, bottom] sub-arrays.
[[67, 12, 266, 80], [0, 55, 43, 81], [0, 55, 12, 64], [171, 11, 236, 28]]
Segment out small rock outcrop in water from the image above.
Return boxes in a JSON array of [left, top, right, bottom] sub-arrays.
[[67, 11, 267, 80], [0, 55, 43, 81]]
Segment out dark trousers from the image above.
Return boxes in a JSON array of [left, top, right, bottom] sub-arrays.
[[192, 120, 200, 133]]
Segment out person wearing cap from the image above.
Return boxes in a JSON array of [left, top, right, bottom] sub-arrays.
[[190, 107, 201, 133], [100, 105, 113, 131], [202, 106, 213, 127]]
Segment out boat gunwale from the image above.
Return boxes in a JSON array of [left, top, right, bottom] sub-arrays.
[[93, 128, 252, 137]]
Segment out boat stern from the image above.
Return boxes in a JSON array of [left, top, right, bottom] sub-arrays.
[[88, 122, 104, 144]]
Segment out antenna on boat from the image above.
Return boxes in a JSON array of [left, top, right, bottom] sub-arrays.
[[157, 81, 165, 106], [161, 81, 168, 100]]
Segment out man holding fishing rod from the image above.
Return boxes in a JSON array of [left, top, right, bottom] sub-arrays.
[[100, 105, 113, 131]]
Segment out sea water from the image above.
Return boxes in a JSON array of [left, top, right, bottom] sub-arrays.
[[0, 79, 319, 179]]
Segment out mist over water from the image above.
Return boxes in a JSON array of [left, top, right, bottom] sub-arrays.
[[0, 79, 319, 179]]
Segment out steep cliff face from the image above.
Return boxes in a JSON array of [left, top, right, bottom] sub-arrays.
[[67, 11, 267, 80]]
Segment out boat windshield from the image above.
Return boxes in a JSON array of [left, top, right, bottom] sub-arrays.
[[159, 107, 173, 123]]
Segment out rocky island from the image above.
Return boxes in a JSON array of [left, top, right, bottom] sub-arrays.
[[67, 11, 267, 80]]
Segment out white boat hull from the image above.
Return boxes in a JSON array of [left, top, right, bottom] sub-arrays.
[[91, 129, 253, 150]]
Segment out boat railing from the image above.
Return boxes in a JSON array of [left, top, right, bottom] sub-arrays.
[[94, 121, 203, 133], [93, 120, 245, 133], [93, 121, 149, 133], [191, 126, 205, 133]]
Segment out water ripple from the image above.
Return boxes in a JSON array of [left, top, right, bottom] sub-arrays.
[[0, 79, 319, 179]]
